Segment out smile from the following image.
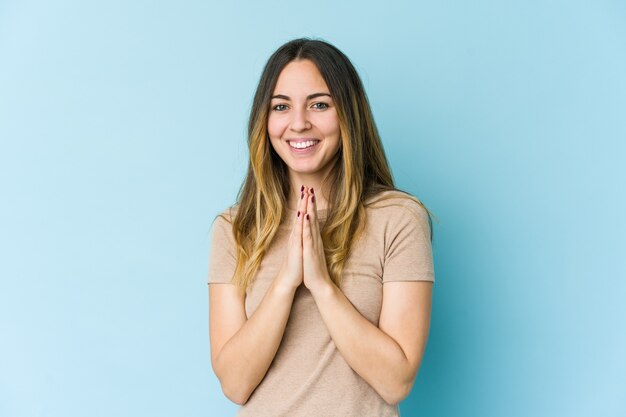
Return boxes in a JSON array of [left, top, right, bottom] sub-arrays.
[[288, 140, 320, 150]]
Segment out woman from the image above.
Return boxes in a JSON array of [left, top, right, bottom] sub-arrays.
[[208, 38, 435, 417]]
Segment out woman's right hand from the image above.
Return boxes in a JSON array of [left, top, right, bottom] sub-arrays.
[[276, 186, 309, 292]]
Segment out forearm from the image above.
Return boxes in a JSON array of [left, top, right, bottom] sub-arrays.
[[214, 280, 296, 404], [310, 282, 412, 405]]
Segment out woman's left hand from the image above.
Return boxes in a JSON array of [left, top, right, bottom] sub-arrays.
[[302, 188, 333, 294]]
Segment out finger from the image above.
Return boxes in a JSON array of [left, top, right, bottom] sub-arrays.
[[302, 186, 310, 216], [304, 193, 317, 244], [303, 205, 313, 249], [290, 186, 301, 231], [307, 190, 320, 245], [303, 186, 314, 243], [296, 185, 308, 243]]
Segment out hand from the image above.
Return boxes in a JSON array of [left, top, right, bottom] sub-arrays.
[[275, 186, 309, 292], [302, 188, 333, 294]]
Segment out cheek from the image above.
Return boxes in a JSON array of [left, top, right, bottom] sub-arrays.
[[267, 134, 283, 156], [317, 111, 340, 132], [267, 115, 284, 139], [326, 118, 342, 153], [318, 116, 341, 140]]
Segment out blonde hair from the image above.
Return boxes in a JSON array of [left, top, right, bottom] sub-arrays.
[[219, 38, 434, 292]]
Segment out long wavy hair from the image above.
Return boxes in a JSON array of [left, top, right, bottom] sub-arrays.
[[221, 38, 434, 292]]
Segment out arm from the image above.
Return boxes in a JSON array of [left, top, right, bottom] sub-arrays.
[[301, 192, 434, 404], [309, 280, 432, 405], [209, 280, 297, 405], [209, 193, 309, 404]]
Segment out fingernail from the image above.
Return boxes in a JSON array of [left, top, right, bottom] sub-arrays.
[[301, 193, 304, 199], [306, 214, 310, 220], [300, 185, 304, 192], [310, 188, 314, 194], [312, 195, 315, 203], [297, 211, 300, 217]]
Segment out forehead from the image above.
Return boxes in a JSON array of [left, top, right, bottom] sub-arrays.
[[272, 59, 329, 95]]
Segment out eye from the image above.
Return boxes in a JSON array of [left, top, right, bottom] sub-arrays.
[[272, 104, 288, 112], [312, 102, 329, 110]]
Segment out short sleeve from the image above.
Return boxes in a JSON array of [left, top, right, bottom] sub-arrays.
[[382, 200, 435, 283], [207, 213, 237, 285]]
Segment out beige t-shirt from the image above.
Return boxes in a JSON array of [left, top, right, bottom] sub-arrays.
[[208, 190, 435, 417]]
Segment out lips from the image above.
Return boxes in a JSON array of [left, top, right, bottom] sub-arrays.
[[288, 140, 320, 149], [287, 139, 320, 153]]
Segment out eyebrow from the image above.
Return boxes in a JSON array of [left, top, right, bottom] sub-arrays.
[[271, 93, 332, 100]]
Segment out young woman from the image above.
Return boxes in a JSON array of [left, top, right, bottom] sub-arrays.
[[208, 38, 435, 417]]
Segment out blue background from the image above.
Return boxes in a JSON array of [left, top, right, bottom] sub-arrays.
[[1, 1, 624, 416]]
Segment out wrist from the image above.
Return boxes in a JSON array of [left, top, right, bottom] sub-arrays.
[[308, 276, 336, 300], [272, 276, 300, 297]]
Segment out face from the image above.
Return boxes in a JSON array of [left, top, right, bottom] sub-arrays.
[[267, 59, 341, 181]]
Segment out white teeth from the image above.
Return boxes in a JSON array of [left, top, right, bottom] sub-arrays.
[[289, 140, 319, 149]]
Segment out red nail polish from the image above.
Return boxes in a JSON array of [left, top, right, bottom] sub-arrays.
[[310, 188, 314, 194], [297, 211, 300, 217], [312, 195, 315, 203], [306, 214, 310, 220], [300, 185, 304, 192]]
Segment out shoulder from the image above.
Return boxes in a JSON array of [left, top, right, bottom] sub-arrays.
[[364, 189, 432, 239], [364, 189, 429, 220], [211, 204, 241, 239], [213, 204, 240, 225]]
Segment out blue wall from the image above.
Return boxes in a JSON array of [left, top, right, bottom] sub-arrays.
[[1, 1, 624, 416]]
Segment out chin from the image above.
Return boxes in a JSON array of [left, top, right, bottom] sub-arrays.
[[289, 165, 320, 175]]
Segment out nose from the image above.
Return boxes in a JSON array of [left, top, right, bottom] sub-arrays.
[[289, 107, 311, 132]]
